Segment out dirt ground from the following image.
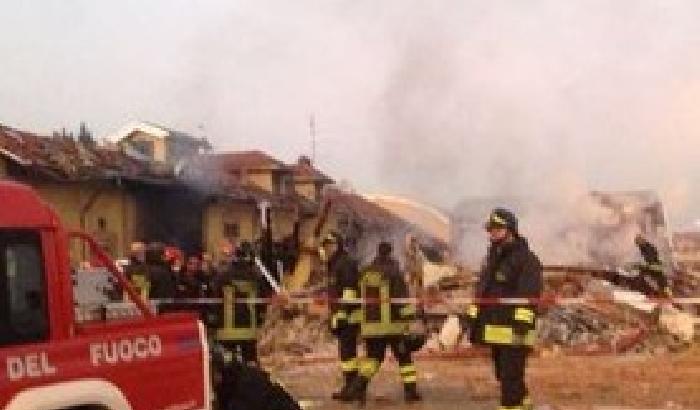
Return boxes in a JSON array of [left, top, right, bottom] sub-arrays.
[[270, 348, 700, 410]]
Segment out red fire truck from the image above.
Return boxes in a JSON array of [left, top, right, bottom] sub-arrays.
[[0, 181, 210, 410]]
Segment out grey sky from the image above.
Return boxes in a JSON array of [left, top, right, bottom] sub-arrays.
[[1, 1, 699, 227]]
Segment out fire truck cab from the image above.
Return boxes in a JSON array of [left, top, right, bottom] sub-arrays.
[[0, 181, 210, 410]]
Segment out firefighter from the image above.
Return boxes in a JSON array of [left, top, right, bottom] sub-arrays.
[[213, 346, 302, 410], [175, 255, 206, 299], [404, 234, 424, 296], [343, 241, 421, 404], [466, 208, 542, 410], [634, 234, 672, 298], [214, 241, 269, 366], [217, 239, 236, 275], [200, 252, 216, 297], [123, 242, 148, 300], [322, 232, 362, 400], [145, 243, 177, 300]]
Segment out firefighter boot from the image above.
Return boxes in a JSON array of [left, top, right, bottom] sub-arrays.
[[404, 382, 422, 403], [332, 371, 357, 401], [340, 375, 369, 406]]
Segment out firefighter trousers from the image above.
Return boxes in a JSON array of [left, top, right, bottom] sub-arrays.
[[491, 345, 529, 408], [337, 325, 359, 378], [360, 336, 417, 385], [221, 340, 258, 365]]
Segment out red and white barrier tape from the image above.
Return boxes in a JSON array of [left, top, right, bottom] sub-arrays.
[[130, 295, 700, 307]]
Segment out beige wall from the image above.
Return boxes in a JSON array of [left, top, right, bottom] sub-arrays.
[[244, 172, 273, 192], [32, 183, 137, 264], [270, 208, 298, 241], [204, 200, 258, 260], [294, 181, 316, 202]]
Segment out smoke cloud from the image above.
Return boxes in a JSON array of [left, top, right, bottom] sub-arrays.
[[374, 2, 700, 222], [369, 1, 700, 263]]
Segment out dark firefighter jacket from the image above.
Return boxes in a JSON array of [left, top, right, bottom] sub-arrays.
[[146, 263, 176, 299], [214, 260, 271, 341], [215, 357, 301, 410], [160, 271, 216, 325], [175, 271, 211, 299], [359, 255, 416, 337], [328, 249, 361, 329], [469, 237, 543, 346]]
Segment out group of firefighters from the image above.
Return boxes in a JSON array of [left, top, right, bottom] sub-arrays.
[[120, 240, 273, 364], [118, 207, 670, 410]]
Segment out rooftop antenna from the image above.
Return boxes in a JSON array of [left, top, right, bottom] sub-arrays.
[[309, 114, 316, 164]]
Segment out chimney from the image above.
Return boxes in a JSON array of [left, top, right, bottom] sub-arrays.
[[298, 155, 312, 167]]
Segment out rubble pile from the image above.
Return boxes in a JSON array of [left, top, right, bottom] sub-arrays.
[[538, 283, 695, 354], [539, 305, 616, 346], [258, 271, 696, 359], [630, 329, 691, 354], [422, 276, 697, 355], [674, 270, 700, 316], [258, 307, 335, 358], [538, 304, 645, 350]]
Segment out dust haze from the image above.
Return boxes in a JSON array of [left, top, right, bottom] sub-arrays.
[[375, 1, 700, 227]]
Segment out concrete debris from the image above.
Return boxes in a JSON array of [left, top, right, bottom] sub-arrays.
[[258, 307, 335, 358], [423, 261, 458, 288], [437, 315, 462, 349], [628, 329, 690, 355], [611, 290, 657, 314], [257, 269, 696, 360], [658, 306, 695, 343], [538, 304, 646, 352]]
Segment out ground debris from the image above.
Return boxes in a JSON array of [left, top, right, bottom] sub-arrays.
[[259, 306, 336, 360]]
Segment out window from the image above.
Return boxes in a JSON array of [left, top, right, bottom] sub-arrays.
[[0, 230, 48, 346], [131, 139, 155, 158], [273, 172, 294, 196], [224, 223, 240, 239]]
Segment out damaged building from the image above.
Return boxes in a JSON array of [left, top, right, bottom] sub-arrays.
[[451, 190, 672, 269], [673, 231, 700, 273], [0, 122, 446, 280], [0, 123, 330, 264]]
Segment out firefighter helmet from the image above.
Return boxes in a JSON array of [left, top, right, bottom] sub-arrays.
[[485, 207, 518, 234]]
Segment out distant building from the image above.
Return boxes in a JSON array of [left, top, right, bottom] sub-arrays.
[[111, 122, 211, 166], [672, 231, 700, 273], [0, 123, 158, 262], [186, 151, 326, 243], [364, 195, 451, 245], [290, 155, 333, 203]]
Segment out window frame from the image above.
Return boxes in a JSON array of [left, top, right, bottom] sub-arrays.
[[0, 229, 49, 346]]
